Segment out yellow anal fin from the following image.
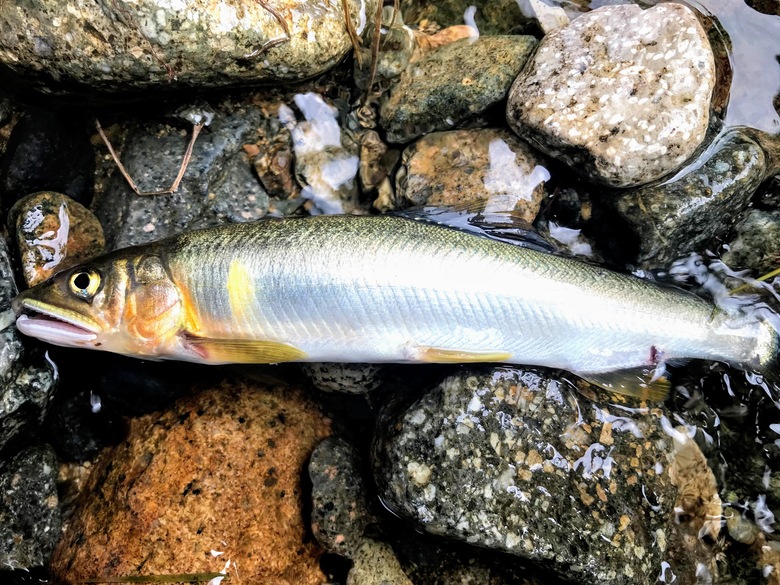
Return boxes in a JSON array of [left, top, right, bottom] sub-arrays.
[[417, 347, 512, 363], [186, 337, 306, 364], [579, 369, 670, 402]]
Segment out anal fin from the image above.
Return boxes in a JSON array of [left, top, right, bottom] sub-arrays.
[[416, 346, 512, 363], [578, 368, 670, 402], [184, 336, 307, 364]]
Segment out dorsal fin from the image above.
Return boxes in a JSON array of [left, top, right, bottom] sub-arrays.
[[391, 204, 558, 253]]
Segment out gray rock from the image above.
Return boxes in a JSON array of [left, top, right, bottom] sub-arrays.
[[0, 238, 56, 453], [380, 35, 537, 144], [309, 437, 376, 557], [0, 109, 94, 213], [375, 367, 715, 585], [302, 363, 385, 395], [0, 0, 379, 95], [93, 105, 269, 249], [507, 3, 715, 187], [395, 128, 548, 221], [592, 130, 766, 268], [722, 208, 780, 276], [0, 445, 61, 570], [347, 538, 413, 585]]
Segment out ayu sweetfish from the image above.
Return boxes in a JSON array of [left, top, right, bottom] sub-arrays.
[[12, 213, 779, 399]]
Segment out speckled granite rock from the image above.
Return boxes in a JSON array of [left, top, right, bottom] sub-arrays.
[[302, 363, 386, 394], [309, 437, 376, 556], [396, 128, 548, 219], [50, 380, 331, 585], [93, 105, 269, 249], [0, 445, 60, 570], [347, 538, 413, 585], [507, 3, 715, 187], [381, 36, 537, 144], [0, 109, 94, 212], [9, 191, 105, 286], [0, 239, 56, 453], [375, 367, 716, 585], [722, 208, 780, 275], [592, 130, 765, 268], [0, 0, 379, 95]]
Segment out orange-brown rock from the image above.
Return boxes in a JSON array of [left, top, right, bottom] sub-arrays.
[[50, 381, 331, 585], [9, 191, 105, 287]]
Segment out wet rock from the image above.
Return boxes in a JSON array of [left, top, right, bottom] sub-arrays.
[[50, 380, 331, 584], [280, 92, 361, 215], [0, 238, 56, 453], [0, 0, 380, 96], [0, 96, 11, 128], [0, 444, 60, 570], [392, 534, 546, 585], [0, 109, 94, 213], [380, 35, 537, 144], [517, 0, 570, 34], [354, 7, 417, 88], [396, 128, 548, 220], [347, 538, 413, 585], [93, 105, 270, 249], [309, 437, 376, 557], [722, 208, 780, 275], [593, 130, 765, 268], [359, 130, 399, 198], [401, 0, 532, 35], [9, 191, 105, 287], [375, 367, 715, 584], [207, 153, 270, 224], [302, 363, 386, 395], [507, 3, 715, 188], [251, 123, 300, 202]]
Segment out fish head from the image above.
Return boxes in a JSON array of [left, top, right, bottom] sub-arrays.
[[13, 251, 184, 358]]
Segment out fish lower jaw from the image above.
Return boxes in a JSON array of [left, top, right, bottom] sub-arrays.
[[15, 314, 98, 345]]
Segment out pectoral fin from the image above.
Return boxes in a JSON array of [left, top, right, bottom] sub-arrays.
[[184, 336, 307, 364], [578, 368, 670, 402], [416, 346, 512, 363]]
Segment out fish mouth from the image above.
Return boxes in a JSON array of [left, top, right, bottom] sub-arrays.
[[13, 298, 100, 344]]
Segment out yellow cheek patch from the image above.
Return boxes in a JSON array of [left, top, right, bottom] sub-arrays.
[[416, 347, 512, 363], [227, 259, 255, 321]]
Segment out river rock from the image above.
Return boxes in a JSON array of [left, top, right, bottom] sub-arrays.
[[0, 445, 60, 570], [380, 35, 537, 144], [302, 363, 385, 395], [50, 380, 331, 584], [309, 437, 376, 557], [279, 92, 361, 214], [347, 538, 413, 585], [592, 130, 765, 268], [0, 238, 56, 453], [375, 367, 718, 584], [722, 208, 780, 276], [93, 103, 269, 249], [507, 3, 716, 188], [0, 109, 94, 213], [9, 191, 105, 287], [401, 0, 532, 35], [0, 0, 379, 96], [395, 128, 549, 219]]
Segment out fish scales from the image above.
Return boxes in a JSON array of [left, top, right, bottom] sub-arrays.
[[12, 214, 777, 383], [158, 216, 770, 372]]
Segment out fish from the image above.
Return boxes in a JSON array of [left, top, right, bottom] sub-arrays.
[[11, 212, 779, 400]]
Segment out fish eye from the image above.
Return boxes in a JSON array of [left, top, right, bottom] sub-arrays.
[[69, 269, 101, 299]]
